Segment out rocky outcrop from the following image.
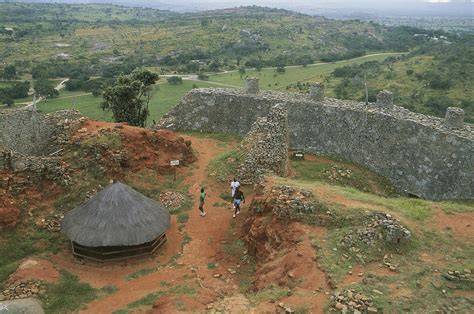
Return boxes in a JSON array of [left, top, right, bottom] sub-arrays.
[[159, 87, 474, 200]]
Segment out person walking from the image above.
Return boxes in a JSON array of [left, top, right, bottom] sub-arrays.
[[199, 188, 206, 217], [232, 186, 245, 218], [230, 178, 240, 209]]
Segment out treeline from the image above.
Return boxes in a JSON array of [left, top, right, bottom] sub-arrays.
[[324, 39, 473, 121], [0, 81, 30, 106]]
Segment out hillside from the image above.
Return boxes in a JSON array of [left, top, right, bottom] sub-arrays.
[[0, 3, 430, 67], [0, 112, 472, 312]]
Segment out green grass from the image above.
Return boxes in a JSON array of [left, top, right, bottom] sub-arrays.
[[248, 285, 290, 304], [42, 270, 98, 313], [0, 228, 67, 286], [208, 53, 404, 90], [38, 94, 111, 121], [35, 80, 218, 125], [180, 131, 242, 143], [177, 212, 189, 224], [207, 149, 243, 183], [126, 268, 159, 281], [82, 131, 122, 150], [291, 156, 396, 196], [127, 291, 166, 309], [207, 262, 217, 270]]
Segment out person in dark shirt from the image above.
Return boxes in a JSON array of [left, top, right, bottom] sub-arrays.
[[232, 187, 245, 218], [199, 188, 206, 217]]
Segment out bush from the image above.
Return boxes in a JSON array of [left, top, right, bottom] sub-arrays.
[[167, 76, 183, 85]]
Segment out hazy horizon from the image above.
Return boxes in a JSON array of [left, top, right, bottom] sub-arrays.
[[1, 0, 473, 17]]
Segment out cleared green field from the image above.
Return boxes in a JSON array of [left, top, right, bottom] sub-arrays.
[[37, 80, 217, 124], [208, 53, 404, 90]]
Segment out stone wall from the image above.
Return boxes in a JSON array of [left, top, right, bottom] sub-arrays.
[[159, 87, 474, 200], [0, 108, 83, 156], [238, 104, 289, 184]]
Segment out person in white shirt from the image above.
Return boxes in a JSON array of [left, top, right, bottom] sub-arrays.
[[230, 178, 240, 208]]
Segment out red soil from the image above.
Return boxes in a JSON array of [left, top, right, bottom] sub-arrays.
[[431, 210, 474, 240], [7, 259, 60, 285]]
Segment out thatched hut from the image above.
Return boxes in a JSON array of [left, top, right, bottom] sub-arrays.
[[61, 182, 170, 261]]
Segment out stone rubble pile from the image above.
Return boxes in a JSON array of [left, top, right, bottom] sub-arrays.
[[36, 213, 64, 232], [238, 104, 289, 184], [330, 289, 379, 313], [342, 212, 411, 247], [159, 191, 185, 209], [442, 269, 472, 282], [326, 166, 353, 181], [0, 151, 73, 186], [252, 185, 333, 225], [0, 281, 45, 301]]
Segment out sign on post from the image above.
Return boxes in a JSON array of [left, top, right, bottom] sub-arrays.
[[170, 160, 180, 166], [170, 160, 180, 181]]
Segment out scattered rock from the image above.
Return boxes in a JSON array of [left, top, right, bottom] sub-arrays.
[[159, 191, 185, 209]]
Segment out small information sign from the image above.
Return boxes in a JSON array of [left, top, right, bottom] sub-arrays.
[[291, 152, 305, 160], [170, 160, 180, 166]]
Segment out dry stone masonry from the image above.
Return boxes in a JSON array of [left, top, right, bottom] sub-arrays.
[[0, 109, 84, 186], [376, 90, 394, 108], [245, 77, 260, 94], [159, 86, 474, 200], [444, 107, 465, 129], [309, 82, 325, 101], [238, 104, 289, 184]]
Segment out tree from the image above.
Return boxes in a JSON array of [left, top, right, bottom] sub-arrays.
[[167, 76, 183, 85], [197, 72, 209, 80], [4, 98, 14, 107], [34, 80, 58, 99], [101, 69, 159, 127], [10, 81, 30, 99], [2, 65, 16, 80], [276, 66, 285, 73]]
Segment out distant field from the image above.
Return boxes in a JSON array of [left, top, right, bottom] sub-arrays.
[[208, 53, 404, 90], [37, 80, 217, 125]]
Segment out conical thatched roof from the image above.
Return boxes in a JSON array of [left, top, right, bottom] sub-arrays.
[[61, 182, 170, 247]]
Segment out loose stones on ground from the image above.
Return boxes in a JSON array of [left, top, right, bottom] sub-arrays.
[[342, 212, 411, 247], [330, 289, 378, 313], [0, 281, 45, 301], [159, 191, 185, 209]]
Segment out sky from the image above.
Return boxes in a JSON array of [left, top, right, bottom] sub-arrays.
[[5, 0, 473, 16]]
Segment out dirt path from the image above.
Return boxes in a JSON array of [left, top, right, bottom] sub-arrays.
[[79, 135, 244, 313]]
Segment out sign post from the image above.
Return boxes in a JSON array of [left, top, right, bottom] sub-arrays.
[[170, 160, 180, 181]]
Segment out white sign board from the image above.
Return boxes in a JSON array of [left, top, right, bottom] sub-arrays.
[[170, 160, 180, 166]]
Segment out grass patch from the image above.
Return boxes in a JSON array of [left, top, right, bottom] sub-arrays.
[[207, 262, 217, 270], [0, 229, 67, 286], [207, 149, 243, 182], [82, 131, 122, 150], [127, 291, 166, 309], [182, 233, 192, 246], [126, 268, 159, 281], [180, 131, 242, 143], [177, 212, 189, 224], [100, 284, 119, 295], [248, 285, 289, 304], [291, 156, 396, 196], [42, 270, 97, 313], [209, 53, 404, 90]]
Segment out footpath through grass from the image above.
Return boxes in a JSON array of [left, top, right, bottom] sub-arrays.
[[208, 53, 404, 90], [36, 80, 217, 125]]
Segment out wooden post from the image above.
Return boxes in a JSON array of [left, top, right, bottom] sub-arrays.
[[170, 160, 180, 181]]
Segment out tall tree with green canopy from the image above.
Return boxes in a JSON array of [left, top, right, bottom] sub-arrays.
[[100, 69, 159, 127], [2, 65, 16, 81]]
